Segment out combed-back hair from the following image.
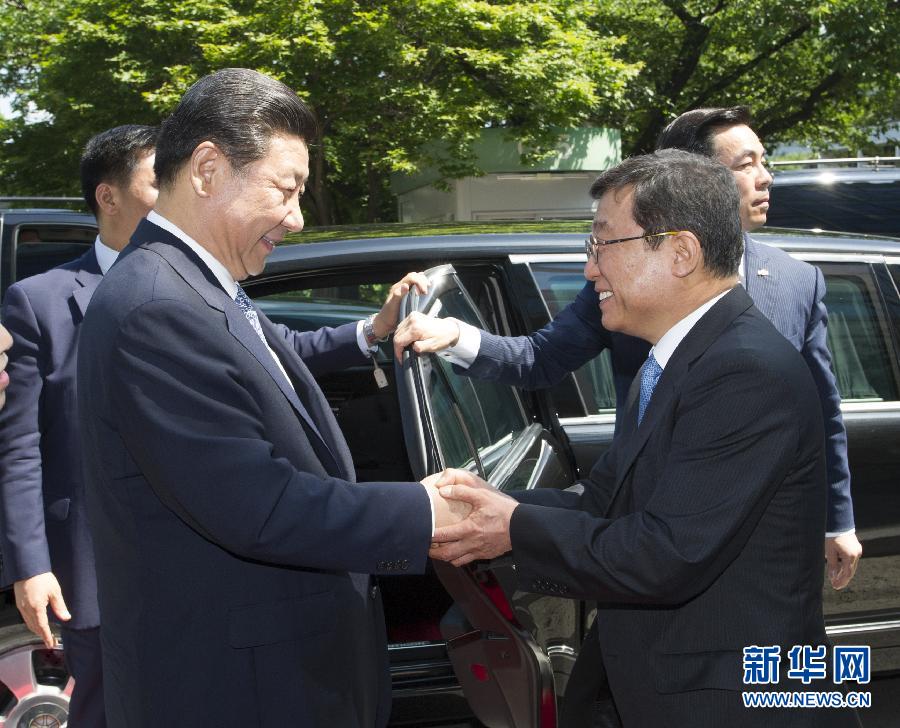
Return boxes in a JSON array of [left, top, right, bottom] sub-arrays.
[[589, 149, 743, 279], [80, 125, 158, 215], [154, 68, 318, 191], [655, 106, 752, 159]]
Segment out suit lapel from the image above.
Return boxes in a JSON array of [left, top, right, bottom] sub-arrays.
[[742, 234, 773, 305], [604, 286, 755, 513], [260, 318, 355, 481], [71, 248, 103, 321], [132, 220, 346, 478]]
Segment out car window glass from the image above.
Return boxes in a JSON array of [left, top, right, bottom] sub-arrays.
[[766, 178, 900, 237], [821, 264, 900, 402], [424, 285, 528, 475], [889, 265, 900, 299], [14, 225, 95, 283], [530, 262, 616, 414], [255, 283, 385, 331]]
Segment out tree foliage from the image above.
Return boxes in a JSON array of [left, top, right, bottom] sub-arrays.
[[1, 1, 897, 223], [0, 0, 634, 223], [585, 0, 900, 154]]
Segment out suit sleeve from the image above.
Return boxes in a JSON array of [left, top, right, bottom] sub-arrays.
[[265, 319, 369, 377], [0, 285, 52, 584], [804, 267, 854, 533], [509, 350, 809, 604], [105, 300, 432, 574], [462, 282, 612, 389]]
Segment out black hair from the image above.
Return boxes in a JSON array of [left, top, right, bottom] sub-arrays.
[[80, 125, 158, 215], [154, 68, 318, 190], [589, 149, 742, 278], [655, 106, 752, 158]]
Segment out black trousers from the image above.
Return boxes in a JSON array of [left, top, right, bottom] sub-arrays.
[[60, 625, 107, 728], [560, 620, 622, 728]]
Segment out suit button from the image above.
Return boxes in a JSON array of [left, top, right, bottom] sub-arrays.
[[370, 584, 379, 599]]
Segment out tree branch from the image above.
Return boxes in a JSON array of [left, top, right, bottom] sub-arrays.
[[756, 69, 845, 137], [689, 20, 813, 108]]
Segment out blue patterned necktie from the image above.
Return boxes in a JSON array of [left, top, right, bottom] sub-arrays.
[[638, 352, 663, 425], [234, 285, 266, 344]]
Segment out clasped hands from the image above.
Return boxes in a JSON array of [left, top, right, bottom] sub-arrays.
[[420, 468, 518, 567]]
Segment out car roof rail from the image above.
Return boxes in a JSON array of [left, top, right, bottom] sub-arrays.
[[769, 156, 899, 170], [0, 196, 88, 212]]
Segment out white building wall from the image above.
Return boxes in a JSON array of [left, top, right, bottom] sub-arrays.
[[397, 172, 597, 222]]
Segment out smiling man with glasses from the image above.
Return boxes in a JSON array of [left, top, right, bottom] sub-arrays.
[[428, 150, 860, 728]]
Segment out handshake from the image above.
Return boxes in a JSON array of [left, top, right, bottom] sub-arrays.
[[420, 468, 518, 567]]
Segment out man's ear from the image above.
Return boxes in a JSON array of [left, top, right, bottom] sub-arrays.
[[670, 231, 702, 278], [94, 182, 118, 217], [189, 141, 222, 197]]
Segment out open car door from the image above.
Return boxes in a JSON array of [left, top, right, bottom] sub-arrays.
[[395, 265, 581, 728]]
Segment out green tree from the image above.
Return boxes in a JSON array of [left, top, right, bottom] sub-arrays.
[[586, 0, 900, 154], [0, 0, 634, 224]]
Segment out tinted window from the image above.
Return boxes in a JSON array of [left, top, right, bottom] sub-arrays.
[[13, 224, 96, 283], [425, 285, 528, 475], [530, 262, 616, 414], [821, 264, 900, 402], [766, 178, 900, 237]]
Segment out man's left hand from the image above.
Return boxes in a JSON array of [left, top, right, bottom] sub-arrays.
[[429, 479, 518, 567], [373, 272, 429, 340], [825, 532, 862, 590]]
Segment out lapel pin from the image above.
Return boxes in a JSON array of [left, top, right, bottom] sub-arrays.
[[757, 268, 769, 277]]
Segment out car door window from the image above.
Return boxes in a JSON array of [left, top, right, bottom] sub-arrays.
[[420, 284, 529, 477], [820, 263, 900, 402], [530, 262, 616, 414], [12, 224, 96, 283]]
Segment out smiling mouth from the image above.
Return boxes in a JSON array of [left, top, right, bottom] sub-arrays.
[[598, 291, 613, 302]]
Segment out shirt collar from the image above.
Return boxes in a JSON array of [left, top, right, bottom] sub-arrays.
[[93, 235, 120, 275], [651, 288, 733, 369], [146, 210, 238, 298]]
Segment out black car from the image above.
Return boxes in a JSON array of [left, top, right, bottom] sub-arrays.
[[1, 219, 899, 727]]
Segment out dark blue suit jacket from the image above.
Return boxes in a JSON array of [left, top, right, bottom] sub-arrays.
[[0, 248, 103, 629], [466, 234, 853, 532], [76, 220, 433, 727], [509, 287, 858, 727]]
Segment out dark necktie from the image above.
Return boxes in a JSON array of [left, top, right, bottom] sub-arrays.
[[234, 285, 266, 344], [638, 352, 663, 425]]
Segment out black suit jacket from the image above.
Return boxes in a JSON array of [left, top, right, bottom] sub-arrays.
[[0, 248, 103, 628], [77, 220, 433, 727], [509, 287, 858, 727]]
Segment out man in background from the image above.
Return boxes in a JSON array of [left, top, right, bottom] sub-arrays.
[[0, 124, 158, 727]]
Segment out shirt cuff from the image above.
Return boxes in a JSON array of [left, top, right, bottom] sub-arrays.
[[825, 528, 856, 539], [421, 483, 436, 537], [436, 319, 481, 368], [356, 319, 378, 357]]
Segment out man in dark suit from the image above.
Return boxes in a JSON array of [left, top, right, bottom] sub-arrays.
[[76, 68, 465, 727], [429, 150, 860, 727], [0, 124, 158, 727], [394, 106, 861, 591]]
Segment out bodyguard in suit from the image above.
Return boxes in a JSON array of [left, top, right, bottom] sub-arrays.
[[394, 107, 861, 591], [0, 124, 158, 727], [430, 150, 860, 727], [76, 69, 465, 727]]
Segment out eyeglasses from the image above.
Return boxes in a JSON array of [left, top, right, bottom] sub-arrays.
[[584, 231, 684, 264]]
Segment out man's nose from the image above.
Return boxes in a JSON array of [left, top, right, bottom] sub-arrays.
[[758, 163, 773, 189], [283, 198, 304, 233], [584, 254, 601, 281]]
